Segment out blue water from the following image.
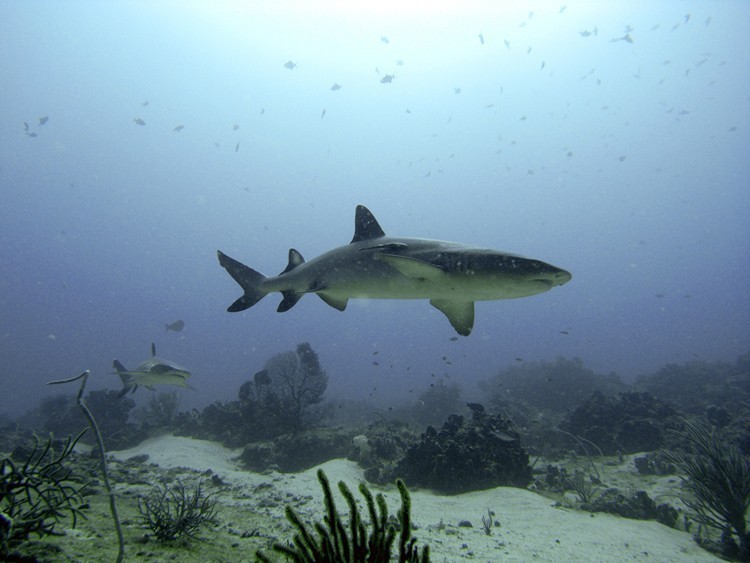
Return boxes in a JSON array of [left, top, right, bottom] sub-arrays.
[[1, 1, 748, 419]]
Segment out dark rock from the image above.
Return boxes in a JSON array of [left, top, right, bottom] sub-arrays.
[[561, 392, 679, 455], [393, 409, 532, 494]]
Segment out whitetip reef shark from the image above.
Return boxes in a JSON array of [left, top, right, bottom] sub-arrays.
[[113, 343, 193, 397], [217, 205, 571, 336]]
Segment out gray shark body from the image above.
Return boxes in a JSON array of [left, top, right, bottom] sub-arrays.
[[218, 205, 571, 336], [113, 343, 193, 397]]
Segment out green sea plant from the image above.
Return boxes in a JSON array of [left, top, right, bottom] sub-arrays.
[[138, 480, 217, 542], [0, 431, 87, 555], [257, 468, 429, 562], [662, 418, 750, 560]]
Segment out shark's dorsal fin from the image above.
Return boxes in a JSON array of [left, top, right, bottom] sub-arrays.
[[280, 249, 305, 275], [151, 342, 156, 357], [351, 205, 385, 243]]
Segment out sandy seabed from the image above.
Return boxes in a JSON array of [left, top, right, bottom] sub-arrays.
[[20, 435, 719, 562]]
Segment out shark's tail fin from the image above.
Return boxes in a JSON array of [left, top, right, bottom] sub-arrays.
[[113, 360, 135, 398], [217, 251, 269, 312]]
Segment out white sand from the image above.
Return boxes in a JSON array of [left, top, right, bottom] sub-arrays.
[[113, 436, 720, 562]]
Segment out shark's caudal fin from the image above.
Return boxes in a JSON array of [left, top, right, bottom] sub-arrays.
[[217, 251, 269, 312], [113, 359, 136, 398]]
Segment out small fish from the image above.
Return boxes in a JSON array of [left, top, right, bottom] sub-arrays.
[[478, 33, 484, 45], [396, 59, 403, 66], [134, 118, 146, 126], [26, 132, 37, 138], [380, 74, 394, 84], [23, 122, 29, 131], [540, 61, 546, 70], [164, 320, 185, 331], [235, 141, 240, 152], [579, 30, 592, 37], [39, 116, 49, 126], [504, 39, 510, 49], [330, 83, 341, 91], [284, 61, 297, 70], [173, 125, 184, 132], [559, 5, 567, 14], [233, 124, 240, 131], [491, 430, 516, 442], [610, 33, 633, 43], [380, 36, 389, 44], [142, 100, 149, 107], [320, 109, 326, 119], [113, 343, 193, 397], [619, 155, 627, 162]]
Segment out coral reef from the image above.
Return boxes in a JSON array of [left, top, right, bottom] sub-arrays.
[[38, 390, 145, 451], [175, 342, 330, 449], [480, 357, 625, 415], [354, 420, 420, 485], [635, 354, 750, 417], [240, 427, 354, 472], [394, 407, 532, 494], [585, 488, 678, 528], [561, 391, 680, 455]]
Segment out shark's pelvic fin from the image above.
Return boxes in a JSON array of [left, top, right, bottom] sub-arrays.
[[430, 299, 475, 336], [217, 250, 269, 311], [113, 359, 137, 397], [317, 293, 349, 311], [351, 205, 386, 243], [278, 290, 303, 312]]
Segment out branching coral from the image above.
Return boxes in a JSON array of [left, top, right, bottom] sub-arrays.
[[0, 431, 88, 554], [257, 468, 429, 562], [138, 480, 217, 542], [662, 418, 750, 560]]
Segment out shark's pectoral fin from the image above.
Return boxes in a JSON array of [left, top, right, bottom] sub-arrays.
[[317, 293, 348, 311], [376, 254, 445, 281], [278, 291, 303, 312], [430, 299, 475, 336]]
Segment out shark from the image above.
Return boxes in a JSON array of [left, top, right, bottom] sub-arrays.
[[217, 205, 571, 336], [113, 343, 193, 397]]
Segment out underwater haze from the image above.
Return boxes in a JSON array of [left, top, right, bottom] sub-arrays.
[[1, 1, 748, 419]]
